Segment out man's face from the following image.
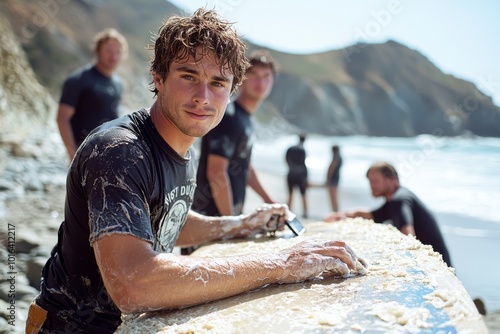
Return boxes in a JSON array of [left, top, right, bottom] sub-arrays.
[[153, 51, 233, 138], [367, 170, 391, 198], [239, 64, 274, 102], [96, 39, 123, 73]]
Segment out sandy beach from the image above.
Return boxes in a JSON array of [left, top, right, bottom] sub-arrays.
[[244, 168, 500, 332]]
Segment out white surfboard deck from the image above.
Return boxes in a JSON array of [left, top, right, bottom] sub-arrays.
[[116, 219, 487, 334]]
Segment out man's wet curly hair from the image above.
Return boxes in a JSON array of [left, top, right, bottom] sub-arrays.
[[149, 8, 249, 95]]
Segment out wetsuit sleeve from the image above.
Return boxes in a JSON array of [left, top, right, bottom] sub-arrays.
[[81, 129, 155, 246]]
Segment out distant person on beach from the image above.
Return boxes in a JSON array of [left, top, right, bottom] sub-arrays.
[[191, 50, 277, 217], [326, 145, 342, 212], [323, 161, 452, 267], [26, 10, 365, 333], [285, 133, 309, 218], [56, 28, 128, 161]]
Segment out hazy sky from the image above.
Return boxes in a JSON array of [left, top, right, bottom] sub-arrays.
[[168, 0, 500, 106]]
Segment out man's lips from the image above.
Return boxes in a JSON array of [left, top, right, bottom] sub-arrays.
[[186, 109, 213, 120]]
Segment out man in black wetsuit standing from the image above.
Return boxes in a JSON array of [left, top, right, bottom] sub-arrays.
[[324, 161, 452, 267]]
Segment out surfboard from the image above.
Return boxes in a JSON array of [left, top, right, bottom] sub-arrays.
[[115, 218, 487, 333]]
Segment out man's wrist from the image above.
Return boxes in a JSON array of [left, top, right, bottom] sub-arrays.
[[219, 214, 244, 236]]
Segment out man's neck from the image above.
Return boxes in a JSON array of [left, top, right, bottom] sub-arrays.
[[385, 185, 400, 202], [149, 102, 195, 157]]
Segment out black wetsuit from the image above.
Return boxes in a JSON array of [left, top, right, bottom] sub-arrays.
[[371, 186, 452, 267], [35, 110, 196, 333], [60, 64, 123, 146], [192, 101, 253, 216], [285, 143, 308, 194]]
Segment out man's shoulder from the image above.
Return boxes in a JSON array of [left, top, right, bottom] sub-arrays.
[[217, 104, 245, 128], [63, 64, 98, 88], [87, 111, 148, 142], [393, 186, 416, 198], [79, 116, 152, 168], [207, 102, 250, 140], [287, 144, 303, 153], [66, 64, 93, 79], [225, 101, 236, 116], [389, 187, 419, 208], [232, 101, 252, 118]]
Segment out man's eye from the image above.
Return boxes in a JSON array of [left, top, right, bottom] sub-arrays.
[[181, 75, 194, 80]]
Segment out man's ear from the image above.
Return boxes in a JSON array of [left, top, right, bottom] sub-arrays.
[[151, 71, 163, 88]]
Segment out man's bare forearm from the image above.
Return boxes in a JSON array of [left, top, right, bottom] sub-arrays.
[[176, 211, 244, 247]]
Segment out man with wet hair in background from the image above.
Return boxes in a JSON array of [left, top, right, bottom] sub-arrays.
[[26, 9, 364, 333], [57, 28, 128, 161], [192, 50, 277, 217], [187, 50, 278, 255]]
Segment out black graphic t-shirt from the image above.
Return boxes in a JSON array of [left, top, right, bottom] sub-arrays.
[[37, 109, 196, 333], [60, 64, 123, 146], [192, 101, 253, 216]]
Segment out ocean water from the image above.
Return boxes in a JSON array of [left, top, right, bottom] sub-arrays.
[[252, 134, 500, 311]]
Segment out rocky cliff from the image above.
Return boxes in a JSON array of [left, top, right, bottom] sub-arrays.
[[1, 0, 499, 137], [258, 41, 500, 137], [0, 17, 56, 138]]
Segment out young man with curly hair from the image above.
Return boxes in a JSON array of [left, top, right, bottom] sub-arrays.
[[27, 9, 363, 333]]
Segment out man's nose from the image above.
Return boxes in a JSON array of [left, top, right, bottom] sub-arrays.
[[193, 84, 210, 104]]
